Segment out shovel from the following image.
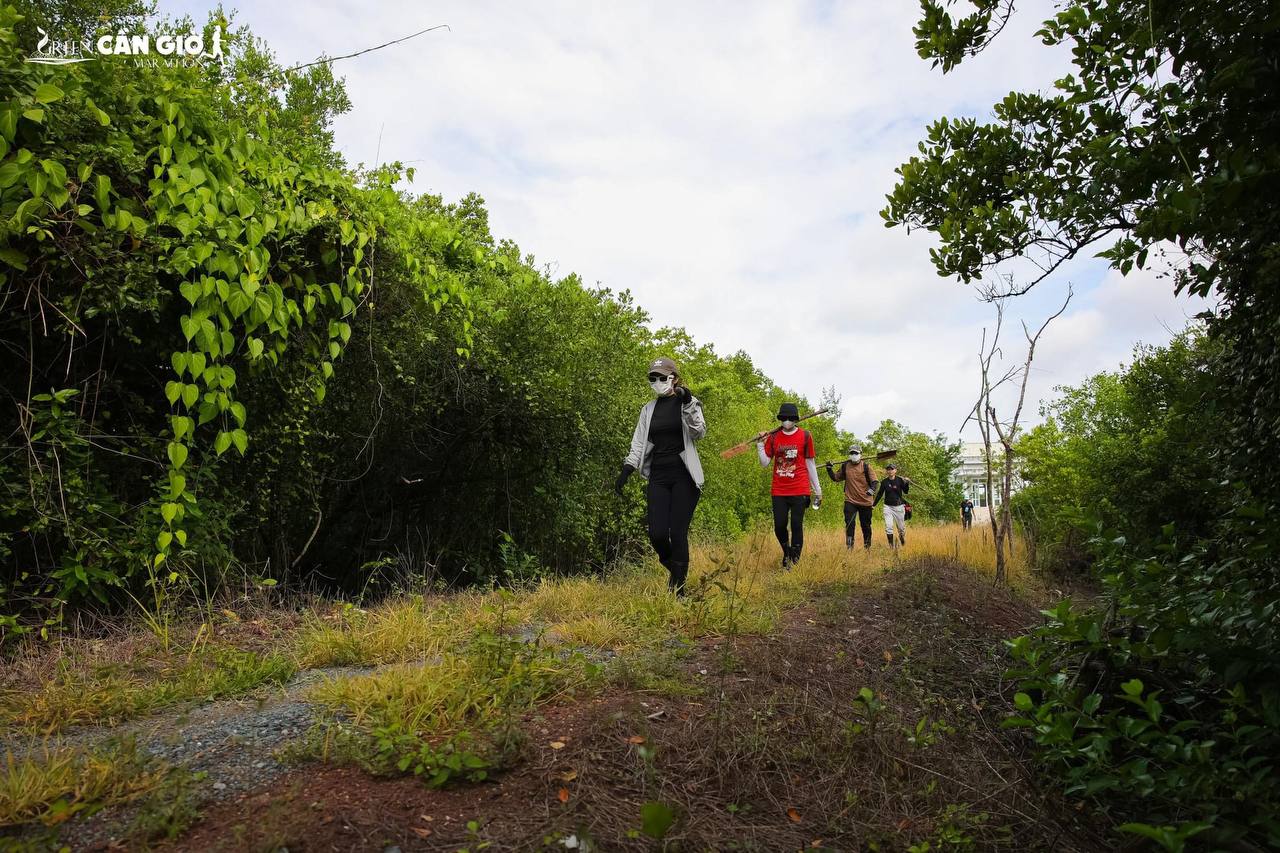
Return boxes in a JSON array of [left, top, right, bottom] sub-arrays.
[[720, 409, 830, 459], [819, 449, 898, 466]]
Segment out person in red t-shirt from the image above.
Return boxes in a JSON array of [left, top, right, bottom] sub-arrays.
[[757, 402, 822, 569]]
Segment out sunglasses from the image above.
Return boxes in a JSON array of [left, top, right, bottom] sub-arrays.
[[648, 373, 670, 382]]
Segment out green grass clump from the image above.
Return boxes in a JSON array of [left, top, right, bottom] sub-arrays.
[[293, 596, 473, 669], [1, 647, 295, 731], [0, 737, 169, 828], [303, 595, 605, 784]]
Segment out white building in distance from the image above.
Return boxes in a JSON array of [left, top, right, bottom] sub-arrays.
[[953, 441, 1022, 523]]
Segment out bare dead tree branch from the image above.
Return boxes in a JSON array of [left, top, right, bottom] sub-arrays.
[[967, 287, 1073, 583]]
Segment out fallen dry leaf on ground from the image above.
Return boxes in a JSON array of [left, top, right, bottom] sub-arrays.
[[787, 807, 802, 823], [557, 787, 570, 803]]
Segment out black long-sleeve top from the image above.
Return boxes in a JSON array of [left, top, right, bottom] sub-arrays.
[[873, 476, 910, 507]]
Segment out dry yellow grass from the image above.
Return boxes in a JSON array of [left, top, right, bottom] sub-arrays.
[[0, 522, 1027, 736], [293, 594, 488, 669], [301, 522, 1034, 746], [0, 521, 1033, 834], [0, 648, 295, 733], [309, 654, 486, 733], [294, 522, 1030, 672], [0, 740, 168, 828], [547, 614, 635, 650], [883, 521, 1033, 583]]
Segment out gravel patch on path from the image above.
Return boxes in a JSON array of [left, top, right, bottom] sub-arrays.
[[2, 630, 628, 849], [1, 664, 378, 850]]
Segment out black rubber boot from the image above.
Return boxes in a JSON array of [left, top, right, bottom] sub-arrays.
[[887, 533, 895, 548], [790, 544, 803, 565], [863, 536, 872, 550], [898, 532, 906, 547], [845, 535, 854, 550], [780, 549, 791, 570], [667, 561, 688, 597]]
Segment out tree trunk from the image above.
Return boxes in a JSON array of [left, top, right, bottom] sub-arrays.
[[1002, 444, 1016, 563]]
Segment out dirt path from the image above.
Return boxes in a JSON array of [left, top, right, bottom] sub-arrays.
[[133, 558, 1104, 852]]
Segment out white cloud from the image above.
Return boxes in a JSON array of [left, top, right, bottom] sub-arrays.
[[166, 0, 1210, 437]]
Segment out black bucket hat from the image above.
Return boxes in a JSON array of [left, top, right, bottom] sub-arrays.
[[777, 402, 800, 421]]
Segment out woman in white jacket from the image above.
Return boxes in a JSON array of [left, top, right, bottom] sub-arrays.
[[615, 356, 706, 595]]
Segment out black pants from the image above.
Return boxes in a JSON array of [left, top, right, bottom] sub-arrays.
[[962, 514, 973, 529], [843, 502, 873, 546], [646, 472, 700, 589], [772, 494, 809, 560]]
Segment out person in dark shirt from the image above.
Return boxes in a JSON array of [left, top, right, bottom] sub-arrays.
[[873, 463, 911, 548], [616, 357, 707, 595], [960, 498, 975, 530]]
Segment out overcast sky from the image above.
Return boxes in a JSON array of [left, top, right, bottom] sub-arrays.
[[167, 0, 1210, 439]]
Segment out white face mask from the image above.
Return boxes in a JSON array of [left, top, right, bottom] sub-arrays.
[[650, 377, 672, 396], [781, 420, 796, 431], [849, 453, 861, 462]]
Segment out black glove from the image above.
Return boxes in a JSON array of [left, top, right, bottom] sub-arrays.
[[674, 385, 692, 404], [614, 464, 635, 496]]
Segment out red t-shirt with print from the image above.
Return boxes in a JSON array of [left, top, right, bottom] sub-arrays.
[[764, 429, 814, 496]]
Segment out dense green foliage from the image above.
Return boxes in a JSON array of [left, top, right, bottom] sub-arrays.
[[892, 0, 1280, 846], [1008, 334, 1278, 846], [1013, 332, 1222, 567], [0, 3, 429, 612]]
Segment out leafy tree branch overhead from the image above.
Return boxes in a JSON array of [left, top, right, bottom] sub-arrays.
[[886, 0, 1275, 305]]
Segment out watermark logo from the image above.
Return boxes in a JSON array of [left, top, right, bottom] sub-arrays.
[[26, 24, 225, 67], [28, 26, 94, 64]]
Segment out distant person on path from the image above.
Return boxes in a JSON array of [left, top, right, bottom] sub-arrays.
[[758, 402, 822, 569], [874, 462, 911, 548], [961, 498, 975, 529], [616, 356, 706, 595], [825, 444, 878, 550]]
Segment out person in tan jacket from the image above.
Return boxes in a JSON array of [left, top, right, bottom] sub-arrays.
[[825, 445, 878, 550]]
